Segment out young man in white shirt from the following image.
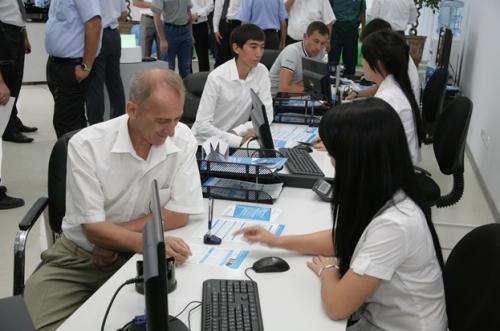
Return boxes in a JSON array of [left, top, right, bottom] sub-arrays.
[[192, 24, 273, 148], [269, 21, 330, 96]]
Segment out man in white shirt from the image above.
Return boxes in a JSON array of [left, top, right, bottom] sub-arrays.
[[192, 0, 214, 71], [192, 24, 273, 147], [269, 21, 330, 96], [284, 0, 336, 44], [213, 0, 242, 66], [367, 0, 417, 34], [24, 69, 204, 331], [133, 0, 160, 58]]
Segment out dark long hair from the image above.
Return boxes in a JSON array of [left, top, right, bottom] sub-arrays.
[[319, 98, 444, 276], [361, 30, 423, 146]]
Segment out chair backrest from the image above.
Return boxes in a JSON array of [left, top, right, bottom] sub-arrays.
[[181, 72, 210, 127], [444, 223, 500, 331], [47, 130, 79, 234], [422, 67, 448, 123], [433, 96, 473, 175], [260, 49, 280, 70]]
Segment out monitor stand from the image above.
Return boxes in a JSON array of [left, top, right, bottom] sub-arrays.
[[129, 316, 189, 331]]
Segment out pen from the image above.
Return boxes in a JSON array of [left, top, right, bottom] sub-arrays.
[[208, 197, 214, 235]]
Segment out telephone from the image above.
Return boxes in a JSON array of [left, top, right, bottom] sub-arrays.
[[312, 178, 333, 202]]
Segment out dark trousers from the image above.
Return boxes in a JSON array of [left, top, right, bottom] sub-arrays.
[[264, 30, 280, 50], [193, 21, 210, 72], [285, 35, 299, 46], [86, 28, 125, 125], [47, 58, 91, 138], [328, 21, 359, 76], [162, 24, 193, 78], [0, 22, 25, 137], [216, 19, 241, 66]]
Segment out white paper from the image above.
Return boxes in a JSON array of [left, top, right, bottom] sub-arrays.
[[187, 243, 250, 270], [221, 204, 282, 223], [0, 97, 14, 136]]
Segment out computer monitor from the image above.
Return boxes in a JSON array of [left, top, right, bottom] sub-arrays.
[[436, 27, 452, 69], [142, 180, 187, 331], [249, 89, 275, 157], [302, 57, 332, 102]]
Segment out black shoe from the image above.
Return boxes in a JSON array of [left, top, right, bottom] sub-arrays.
[[0, 186, 6, 195], [0, 192, 25, 209], [17, 124, 38, 133], [2, 132, 34, 143]]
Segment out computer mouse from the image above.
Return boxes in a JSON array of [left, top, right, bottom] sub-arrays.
[[252, 256, 290, 273]]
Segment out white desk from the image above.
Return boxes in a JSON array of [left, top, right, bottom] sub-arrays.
[[57, 187, 346, 331]]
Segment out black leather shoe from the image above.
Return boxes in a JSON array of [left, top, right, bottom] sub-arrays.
[[0, 186, 6, 195], [0, 192, 25, 209], [17, 124, 38, 133], [2, 132, 34, 143]]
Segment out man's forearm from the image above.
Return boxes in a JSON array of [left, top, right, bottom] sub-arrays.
[[153, 13, 166, 41], [117, 209, 189, 233], [133, 0, 151, 9], [83, 16, 102, 66]]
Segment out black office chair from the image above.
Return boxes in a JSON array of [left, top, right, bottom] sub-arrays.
[[260, 49, 280, 70], [444, 223, 500, 331], [415, 96, 472, 208], [421, 67, 448, 144], [181, 71, 210, 127], [13, 130, 77, 296]]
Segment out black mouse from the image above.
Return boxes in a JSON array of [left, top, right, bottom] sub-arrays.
[[252, 256, 290, 273]]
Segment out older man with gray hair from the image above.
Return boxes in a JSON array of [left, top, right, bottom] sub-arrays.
[[24, 68, 204, 331]]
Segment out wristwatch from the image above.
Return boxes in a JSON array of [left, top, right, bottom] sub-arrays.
[[80, 63, 92, 72]]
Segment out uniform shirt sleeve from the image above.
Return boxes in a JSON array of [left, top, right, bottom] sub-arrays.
[[322, 0, 336, 25], [151, 0, 163, 14], [278, 0, 288, 20], [237, 0, 251, 22], [75, 0, 101, 22], [408, 0, 417, 24], [213, 0, 223, 33], [121, 0, 127, 12], [198, 0, 214, 17], [280, 46, 300, 72], [351, 215, 409, 280], [64, 139, 106, 225]]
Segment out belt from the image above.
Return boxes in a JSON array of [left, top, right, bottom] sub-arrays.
[[49, 56, 82, 64], [104, 26, 117, 31], [264, 29, 279, 33], [0, 21, 25, 33], [226, 19, 241, 24], [142, 14, 154, 19], [164, 22, 189, 27]]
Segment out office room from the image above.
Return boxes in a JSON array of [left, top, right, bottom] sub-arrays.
[[1, 0, 499, 330]]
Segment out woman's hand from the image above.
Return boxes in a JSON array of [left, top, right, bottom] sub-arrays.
[[307, 256, 339, 277], [312, 135, 326, 151], [234, 226, 278, 246], [166, 236, 192, 265]]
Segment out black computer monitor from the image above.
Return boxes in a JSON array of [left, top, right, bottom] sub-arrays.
[[302, 57, 332, 102], [249, 89, 275, 157], [436, 27, 452, 69], [142, 180, 187, 331]]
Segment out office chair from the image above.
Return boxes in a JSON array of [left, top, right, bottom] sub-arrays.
[[260, 49, 280, 70], [181, 71, 210, 127], [415, 96, 472, 208], [444, 223, 500, 331], [421, 67, 448, 144], [13, 130, 77, 296]]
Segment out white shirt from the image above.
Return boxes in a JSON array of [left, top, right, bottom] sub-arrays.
[[408, 56, 421, 102], [349, 192, 447, 331], [136, 0, 154, 16], [375, 74, 421, 164], [101, 0, 127, 29], [62, 115, 204, 252], [0, 0, 25, 27], [213, 0, 241, 33], [192, 59, 274, 147], [287, 0, 336, 41], [367, 0, 417, 32], [191, 0, 214, 23]]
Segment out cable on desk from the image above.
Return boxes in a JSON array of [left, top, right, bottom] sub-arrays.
[[187, 302, 202, 331], [246, 137, 257, 156], [174, 300, 201, 319], [244, 267, 256, 283], [101, 276, 142, 331]]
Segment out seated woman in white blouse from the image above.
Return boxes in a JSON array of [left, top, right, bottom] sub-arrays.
[[236, 98, 447, 331]]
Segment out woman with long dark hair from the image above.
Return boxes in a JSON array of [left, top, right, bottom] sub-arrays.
[[236, 98, 447, 330]]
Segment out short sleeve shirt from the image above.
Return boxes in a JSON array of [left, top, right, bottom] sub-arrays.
[[151, 0, 193, 25], [287, 0, 336, 41]]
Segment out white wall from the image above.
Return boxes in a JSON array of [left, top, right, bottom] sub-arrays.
[[459, 0, 500, 217]]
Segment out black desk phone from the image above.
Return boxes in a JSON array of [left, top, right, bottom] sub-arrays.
[[312, 178, 333, 201]]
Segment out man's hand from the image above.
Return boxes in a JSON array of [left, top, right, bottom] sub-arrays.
[[24, 34, 31, 54], [159, 39, 169, 56], [312, 135, 326, 151], [166, 236, 191, 265], [234, 226, 278, 246], [214, 32, 223, 45], [191, 13, 199, 22], [240, 128, 256, 146], [0, 81, 10, 105], [74, 65, 90, 83], [93, 246, 119, 269]]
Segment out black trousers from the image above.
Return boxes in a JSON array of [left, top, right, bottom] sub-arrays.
[[47, 57, 92, 138], [86, 28, 125, 125], [193, 21, 210, 72], [264, 30, 280, 50], [285, 35, 299, 46], [0, 22, 26, 137], [216, 19, 241, 67], [328, 21, 360, 76]]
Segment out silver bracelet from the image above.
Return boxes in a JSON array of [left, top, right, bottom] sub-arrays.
[[317, 263, 339, 277]]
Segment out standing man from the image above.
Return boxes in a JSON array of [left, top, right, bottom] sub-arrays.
[[284, 0, 335, 45], [238, 0, 288, 50], [45, 0, 102, 138], [86, 0, 127, 125], [192, 0, 214, 72], [152, 0, 193, 78], [367, 0, 417, 35], [329, 0, 366, 76], [213, 0, 241, 66], [0, 0, 38, 144], [133, 0, 160, 58]]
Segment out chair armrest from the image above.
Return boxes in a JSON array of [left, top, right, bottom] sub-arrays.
[[414, 166, 432, 177], [18, 197, 49, 231]]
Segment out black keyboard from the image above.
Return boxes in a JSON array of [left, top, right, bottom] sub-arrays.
[[279, 148, 324, 177], [202, 279, 264, 331]]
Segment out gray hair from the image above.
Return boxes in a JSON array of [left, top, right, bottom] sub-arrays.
[[128, 68, 185, 106]]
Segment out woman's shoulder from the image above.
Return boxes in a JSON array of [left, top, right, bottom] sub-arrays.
[[369, 194, 425, 235]]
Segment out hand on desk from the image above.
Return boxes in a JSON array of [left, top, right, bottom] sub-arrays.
[[166, 236, 192, 265], [234, 226, 277, 246], [312, 136, 326, 151], [93, 246, 119, 269], [240, 128, 256, 146]]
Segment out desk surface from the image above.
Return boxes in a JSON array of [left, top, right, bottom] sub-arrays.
[[57, 187, 346, 331]]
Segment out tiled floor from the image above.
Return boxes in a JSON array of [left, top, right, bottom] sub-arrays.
[[0, 83, 496, 299]]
